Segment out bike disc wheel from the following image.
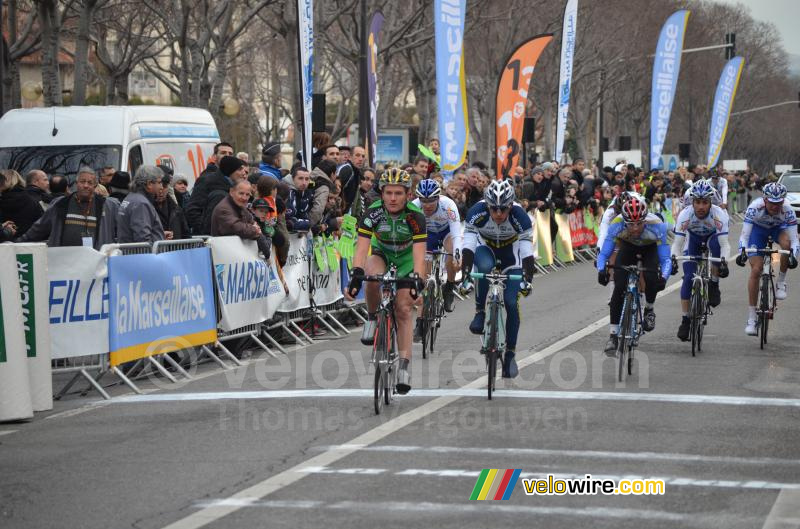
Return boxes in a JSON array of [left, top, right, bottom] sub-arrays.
[[618, 294, 633, 382]]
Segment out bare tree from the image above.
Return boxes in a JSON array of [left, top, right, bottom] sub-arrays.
[[2, 1, 40, 110]]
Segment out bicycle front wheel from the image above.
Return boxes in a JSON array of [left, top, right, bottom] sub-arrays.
[[690, 286, 702, 356], [618, 293, 634, 382], [373, 312, 389, 415], [759, 275, 771, 349], [486, 301, 500, 400]]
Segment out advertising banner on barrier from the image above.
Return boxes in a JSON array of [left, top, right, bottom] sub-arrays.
[[568, 208, 597, 248], [528, 213, 540, 260], [47, 247, 109, 359], [207, 237, 287, 331], [279, 233, 344, 312], [13, 243, 53, 411], [534, 210, 554, 266], [554, 213, 575, 263], [495, 35, 553, 179], [650, 10, 690, 169], [0, 245, 34, 422], [108, 248, 217, 366], [434, 0, 469, 178]]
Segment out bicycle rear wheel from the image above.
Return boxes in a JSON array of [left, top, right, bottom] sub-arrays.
[[486, 301, 499, 400], [618, 293, 634, 382], [760, 275, 770, 349]]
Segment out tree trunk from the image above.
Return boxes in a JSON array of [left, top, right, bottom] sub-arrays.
[[208, 47, 228, 118], [112, 74, 128, 104], [38, 0, 63, 106], [72, 0, 98, 106]]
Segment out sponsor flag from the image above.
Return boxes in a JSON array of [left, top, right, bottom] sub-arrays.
[[296, 0, 314, 168], [650, 10, 690, 169], [470, 469, 522, 500], [555, 0, 578, 162], [496, 35, 553, 179], [434, 0, 469, 177], [706, 56, 745, 168], [367, 12, 384, 167]]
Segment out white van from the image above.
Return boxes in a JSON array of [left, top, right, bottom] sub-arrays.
[[0, 106, 220, 187]]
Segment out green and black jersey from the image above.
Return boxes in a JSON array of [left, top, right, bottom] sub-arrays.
[[357, 200, 427, 276]]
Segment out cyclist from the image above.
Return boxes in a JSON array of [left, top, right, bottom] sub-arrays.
[[597, 197, 671, 355], [681, 178, 724, 209], [597, 191, 646, 250], [412, 178, 463, 326], [460, 179, 534, 379], [735, 182, 799, 335], [345, 168, 427, 394], [670, 180, 730, 341], [709, 171, 729, 210]]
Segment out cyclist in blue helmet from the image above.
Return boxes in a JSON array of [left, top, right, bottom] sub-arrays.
[[736, 181, 799, 335]]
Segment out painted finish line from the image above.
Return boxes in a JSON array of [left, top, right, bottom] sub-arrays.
[[112, 388, 800, 408], [293, 466, 800, 491]]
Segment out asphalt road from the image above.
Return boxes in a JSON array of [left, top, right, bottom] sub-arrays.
[[2, 221, 800, 529]]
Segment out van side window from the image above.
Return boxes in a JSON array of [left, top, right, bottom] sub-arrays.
[[128, 145, 143, 174]]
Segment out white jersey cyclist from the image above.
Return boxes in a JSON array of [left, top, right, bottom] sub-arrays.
[[681, 181, 724, 208], [738, 197, 800, 255], [411, 194, 463, 252], [671, 204, 731, 257]]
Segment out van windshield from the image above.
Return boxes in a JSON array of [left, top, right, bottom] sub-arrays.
[[0, 145, 122, 183]]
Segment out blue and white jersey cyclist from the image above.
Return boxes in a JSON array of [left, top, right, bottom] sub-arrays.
[[460, 179, 535, 379], [596, 197, 671, 355], [734, 182, 799, 335], [670, 180, 731, 342], [411, 179, 463, 321]]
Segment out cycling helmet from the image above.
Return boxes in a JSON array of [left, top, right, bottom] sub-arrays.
[[484, 179, 515, 208], [415, 178, 441, 199], [378, 167, 412, 189], [621, 197, 648, 223], [689, 179, 715, 200], [762, 182, 787, 203], [614, 191, 645, 211]]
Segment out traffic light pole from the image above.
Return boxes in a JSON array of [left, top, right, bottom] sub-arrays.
[[731, 100, 800, 117]]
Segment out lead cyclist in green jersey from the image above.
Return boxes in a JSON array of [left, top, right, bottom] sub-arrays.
[[345, 168, 427, 394]]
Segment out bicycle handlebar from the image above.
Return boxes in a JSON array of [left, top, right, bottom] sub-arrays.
[[675, 255, 725, 263], [607, 264, 661, 274], [470, 272, 523, 281], [745, 247, 791, 256], [426, 250, 454, 257]]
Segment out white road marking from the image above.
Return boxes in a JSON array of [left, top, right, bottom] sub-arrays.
[[319, 444, 800, 467], [291, 466, 800, 491], [45, 389, 159, 420], [115, 388, 800, 408], [0, 430, 18, 437], [192, 498, 747, 523], [762, 489, 800, 529], [156, 274, 747, 529]]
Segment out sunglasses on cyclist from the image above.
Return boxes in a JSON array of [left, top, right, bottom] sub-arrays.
[[420, 197, 439, 204], [489, 206, 510, 213], [625, 220, 645, 227]]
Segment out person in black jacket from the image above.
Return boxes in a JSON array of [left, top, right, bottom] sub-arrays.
[[154, 172, 190, 240], [185, 155, 247, 235], [197, 142, 234, 183], [336, 145, 365, 212], [24, 169, 53, 211], [0, 169, 43, 238]]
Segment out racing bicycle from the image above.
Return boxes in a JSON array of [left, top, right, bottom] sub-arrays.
[[364, 265, 401, 415], [745, 237, 790, 349], [421, 249, 451, 359], [674, 244, 724, 356], [470, 266, 522, 400]]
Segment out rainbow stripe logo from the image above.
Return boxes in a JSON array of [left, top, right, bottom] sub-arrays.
[[469, 469, 522, 500]]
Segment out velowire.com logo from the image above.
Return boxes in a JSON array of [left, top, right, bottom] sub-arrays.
[[469, 469, 522, 501]]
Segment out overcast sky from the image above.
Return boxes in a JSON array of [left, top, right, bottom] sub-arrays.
[[714, 0, 800, 56]]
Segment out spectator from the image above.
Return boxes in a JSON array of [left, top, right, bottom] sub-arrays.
[[309, 159, 337, 228], [0, 172, 17, 241], [186, 155, 247, 235], [464, 167, 483, 209], [237, 152, 250, 163], [445, 180, 468, 219], [257, 175, 289, 266], [321, 144, 340, 166], [350, 167, 376, 220], [0, 169, 43, 237], [18, 167, 117, 249], [154, 172, 189, 240], [100, 166, 115, 187], [24, 169, 52, 211], [50, 175, 68, 199], [258, 141, 283, 179], [211, 180, 271, 258], [522, 168, 550, 212], [117, 166, 165, 244], [95, 184, 110, 198], [282, 166, 314, 232], [337, 145, 365, 212], [512, 166, 525, 186], [571, 158, 586, 185], [173, 176, 190, 209], [411, 156, 429, 180], [644, 173, 665, 205], [199, 142, 234, 182], [105, 171, 130, 203], [339, 145, 351, 165]]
